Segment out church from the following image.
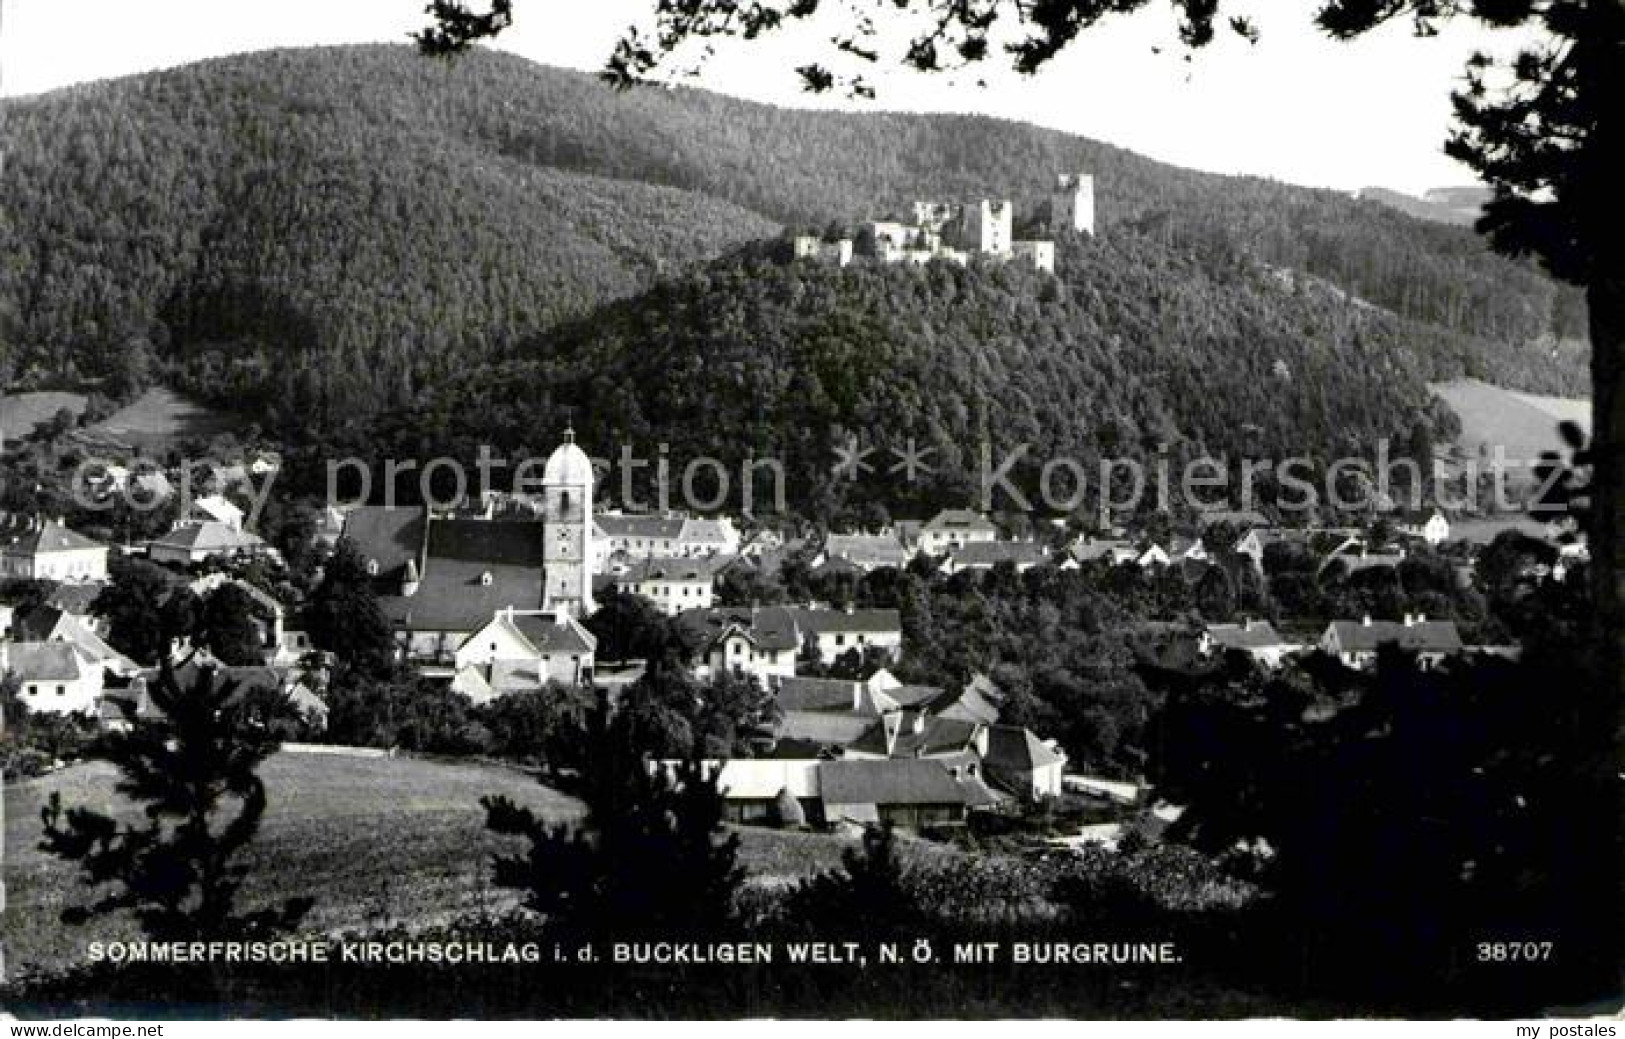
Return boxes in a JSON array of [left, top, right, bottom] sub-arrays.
[[340, 431, 598, 670]]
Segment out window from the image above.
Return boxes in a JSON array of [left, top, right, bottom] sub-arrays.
[[57, 685, 66, 697], [834, 634, 845, 646]]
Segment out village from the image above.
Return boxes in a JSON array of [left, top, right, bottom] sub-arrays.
[[0, 419, 1585, 851]]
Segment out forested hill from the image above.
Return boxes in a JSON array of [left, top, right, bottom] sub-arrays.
[[361, 232, 1505, 516], [0, 43, 1587, 430]]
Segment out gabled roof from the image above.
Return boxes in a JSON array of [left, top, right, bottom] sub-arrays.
[[616, 557, 718, 583], [46, 581, 105, 616], [380, 520, 547, 633], [922, 509, 998, 534], [926, 674, 1004, 725], [777, 710, 875, 747], [1324, 618, 1464, 654], [818, 758, 969, 806], [850, 712, 979, 758], [1205, 620, 1290, 650], [790, 606, 901, 635], [595, 513, 685, 540], [150, 522, 265, 554], [508, 611, 597, 656], [341, 505, 427, 583], [2, 521, 105, 557], [983, 725, 1066, 772], [948, 541, 1048, 567], [4, 641, 90, 682], [775, 676, 861, 712], [13, 606, 138, 672], [674, 605, 803, 653], [822, 533, 908, 567], [1071, 538, 1135, 563]]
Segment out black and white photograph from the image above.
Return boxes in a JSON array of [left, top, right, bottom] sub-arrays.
[[0, 0, 1620, 1024]]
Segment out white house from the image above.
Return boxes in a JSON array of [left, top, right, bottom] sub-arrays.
[[186, 494, 245, 532], [792, 606, 903, 665], [612, 557, 718, 617], [1200, 619, 1300, 669], [0, 521, 109, 583], [148, 522, 268, 566], [915, 509, 999, 557], [1318, 615, 1464, 670], [2, 641, 104, 715], [453, 607, 598, 695]]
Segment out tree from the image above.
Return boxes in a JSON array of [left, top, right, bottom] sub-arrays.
[[306, 539, 396, 677], [481, 696, 745, 941], [583, 586, 676, 663], [196, 583, 273, 666], [38, 662, 312, 941], [93, 556, 190, 665]]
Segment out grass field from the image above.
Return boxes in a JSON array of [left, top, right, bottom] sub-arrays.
[[1, 751, 896, 976], [80, 387, 240, 453], [0, 392, 88, 441], [1429, 378, 1591, 474]]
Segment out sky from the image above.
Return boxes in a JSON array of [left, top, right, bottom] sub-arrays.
[[0, 0, 1541, 194]]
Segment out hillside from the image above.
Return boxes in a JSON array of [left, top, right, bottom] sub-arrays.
[[0, 44, 1589, 436], [1430, 378, 1591, 473], [357, 232, 1513, 516], [2, 751, 953, 973]]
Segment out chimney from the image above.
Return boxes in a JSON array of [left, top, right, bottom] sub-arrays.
[[852, 682, 863, 713], [911, 712, 926, 735], [1362, 614, 1372, 627], [973, 724, 989, 757]]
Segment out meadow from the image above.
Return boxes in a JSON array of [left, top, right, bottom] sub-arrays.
[[0, 750, 906, 976]]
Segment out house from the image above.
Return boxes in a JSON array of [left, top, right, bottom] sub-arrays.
[[914, 509, 999, 557], [1318, 615, 1465, 670], [675, 606, 802, 686], [981, 725, 1067, 799], [943, 540, 1049, 574], [148, 522, 268, 566], [677, 516, 741, 557], [594, 513, 686, 561], [612, 557, 718, 617], [186, 494, 245, 532], [1071, 537, 1139, 566], [11, 605, 139, 676], [1200, 619, 1300, 669], [817, 758, 976, 827], [1, 641, 104, 715], [685, 756, 824, 824], [792, 605, 903, 665], [817, 533, 909, 572], [1134, 543, 1173, 568], [452, 607, 597, 696], [1, 521, 109, 582]]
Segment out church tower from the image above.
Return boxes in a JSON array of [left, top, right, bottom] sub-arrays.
[[540, 428, 595, 618], [1051, 173, 1096, 235]]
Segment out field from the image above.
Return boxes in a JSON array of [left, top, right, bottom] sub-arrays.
[[0, 392, 88, 441], [1, 750, 894, 976], [77, 387, 240, 453], [1429, 378, 1591, 473]]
